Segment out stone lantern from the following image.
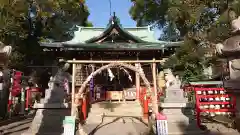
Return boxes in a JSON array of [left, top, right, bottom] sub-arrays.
[[215, 11, 240, 130], [0, 42, 12, 118], [215, 11, 240, 89]]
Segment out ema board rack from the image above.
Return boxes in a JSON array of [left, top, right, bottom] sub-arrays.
[[194, 87, 236, 128]]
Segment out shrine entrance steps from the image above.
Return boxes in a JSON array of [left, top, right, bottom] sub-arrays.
[[81, 101, 149, 135]]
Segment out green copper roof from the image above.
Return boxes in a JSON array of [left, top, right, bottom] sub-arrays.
[[40, 14, 183, 50], [61, 26, 158, 44]]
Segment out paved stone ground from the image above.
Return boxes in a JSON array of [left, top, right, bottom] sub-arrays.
[[203, 122, 240, 135], [1, 116, 240, 135], [0, 117, 33, 135]]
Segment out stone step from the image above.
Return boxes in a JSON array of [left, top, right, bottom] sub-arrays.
[[166, 116, 194, 124], [86, 114, 145, 124], [89, 107, 142, 113], [87, 112, 143, 117], [83, 117, 149, 135], [88, 111, 142, 117], [161, 102, 194, 108], [162, 109, 193, 115], [91, 103, 141, 108]]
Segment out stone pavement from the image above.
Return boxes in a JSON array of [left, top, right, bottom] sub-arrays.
[[0, 117, 33, 135], [161, 122, 240, 135], [0, 112, 240, 135]]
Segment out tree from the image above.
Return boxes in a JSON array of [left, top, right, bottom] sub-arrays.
[[129, 0, 240, 82], [130, 0, 232, 37], [158, 22, 181, 41], [0, 0, 92, 69]]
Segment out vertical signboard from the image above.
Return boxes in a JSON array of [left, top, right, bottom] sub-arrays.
[[156, 113, 168, 135], [75, 64, 83, 86], [63, 116, 76, 135]]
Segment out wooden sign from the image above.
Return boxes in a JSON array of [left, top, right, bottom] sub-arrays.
[[124, 88, 136, 100], [156, 113, 168, 135], [106, 91, 123, 100], [63, 116, 76, 135], [75, 64, 83, 86]]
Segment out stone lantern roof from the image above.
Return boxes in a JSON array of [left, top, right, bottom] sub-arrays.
[[0, 42, 12, 66], [216, 16, 240, 57]]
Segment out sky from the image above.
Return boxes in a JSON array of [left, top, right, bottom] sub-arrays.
[[86, 0, 136, 27], [86, 0, 162, 38]]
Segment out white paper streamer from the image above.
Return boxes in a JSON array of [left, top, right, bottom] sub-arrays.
[[120, 67, 132, 82], [107, 68, 114, 81]]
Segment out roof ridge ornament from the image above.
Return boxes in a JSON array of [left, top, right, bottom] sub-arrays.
[[107, 12, 122, 27]]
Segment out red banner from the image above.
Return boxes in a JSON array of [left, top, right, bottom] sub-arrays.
[[11, 71, 22, 97]]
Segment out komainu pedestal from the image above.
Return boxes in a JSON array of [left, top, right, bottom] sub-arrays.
[[22, 71, 71, 135], [162, 76, 203, 134]]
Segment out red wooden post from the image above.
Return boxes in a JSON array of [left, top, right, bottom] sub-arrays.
[[194, 87, 201, 128], [143, 88, 148, 115], [232, 94, 237, 117], [143, 97, 149, 119], [8, 92, 12, 112], [139, 87, 143, 103], [25, 87, 30, 111], [82, 96, 87, 120]]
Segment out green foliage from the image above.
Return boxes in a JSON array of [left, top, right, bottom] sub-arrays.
[[163, 39, 207, 82], [159, 22, 181, 41], [130, 0, 240, 82], [0, 0, 92, 69], [130, 0, 232, 36]]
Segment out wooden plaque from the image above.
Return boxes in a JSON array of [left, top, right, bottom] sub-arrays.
[[75, 64, 83, 86], [106, 91, 123, 100]]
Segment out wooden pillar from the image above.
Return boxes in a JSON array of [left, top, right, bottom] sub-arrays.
[[89, 65, 95, 103], [71, 58, 76, 116], [152, 58, 158, 114], [135, 63, 140, 100]]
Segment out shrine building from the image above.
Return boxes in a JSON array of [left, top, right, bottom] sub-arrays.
[[40, 13, 183, 101]]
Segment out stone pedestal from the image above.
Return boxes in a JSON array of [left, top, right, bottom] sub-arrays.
[[161, 82, 204, 134], [22, 72, 71, 135]]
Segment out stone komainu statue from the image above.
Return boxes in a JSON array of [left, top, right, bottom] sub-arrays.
[[0, 42, 12, 57], [164, 69, 178, 88]]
